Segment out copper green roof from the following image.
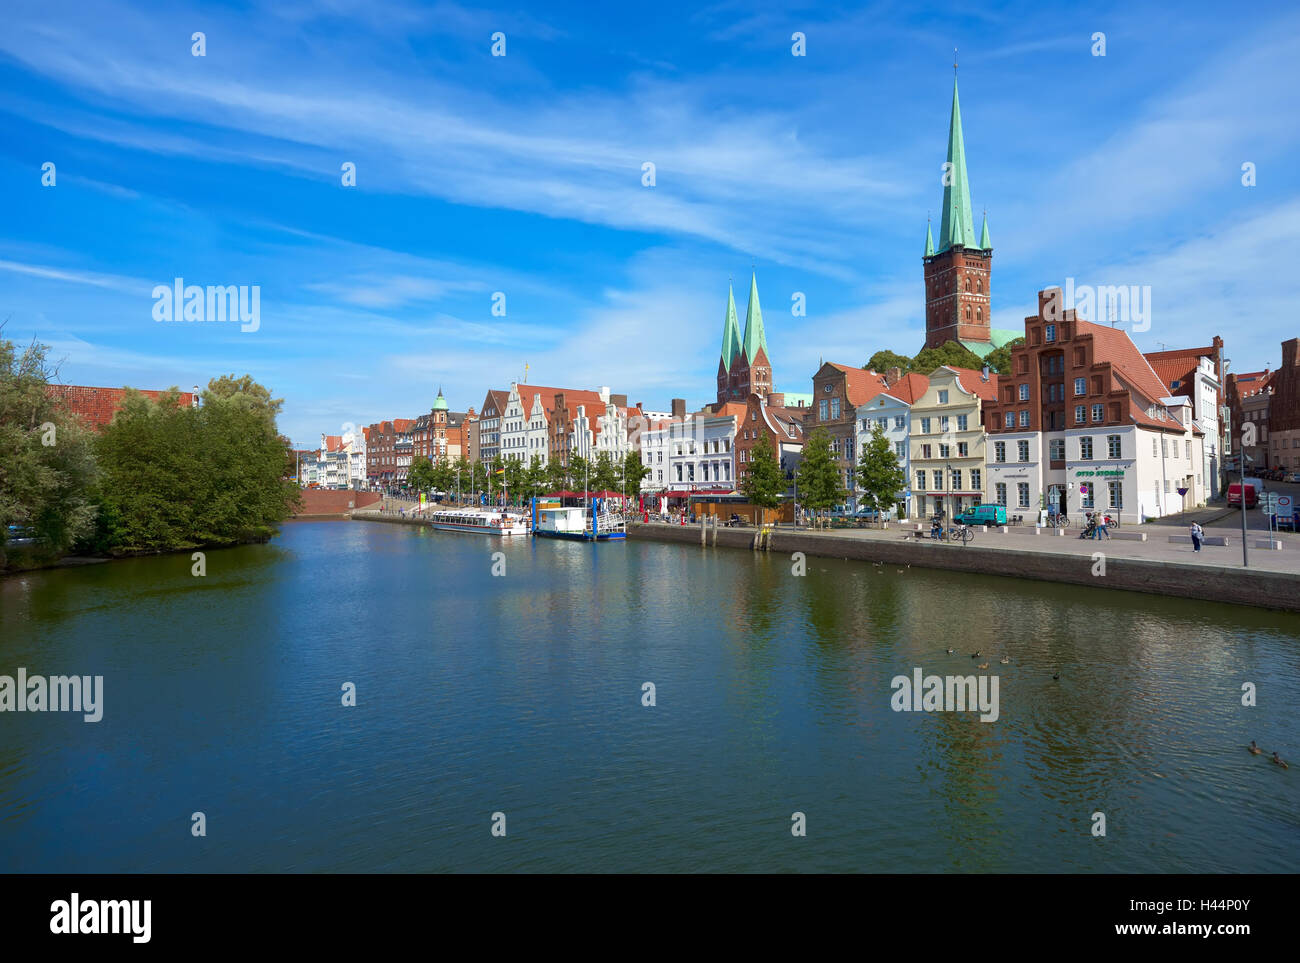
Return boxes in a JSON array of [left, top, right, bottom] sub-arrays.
[[980, 211, 991, 251], [924, 220, 935, 257], [741, 272, 768, 362], [937, 77, 977, 253], [719, 284, 742, 372], [432, 387, 449, 411]]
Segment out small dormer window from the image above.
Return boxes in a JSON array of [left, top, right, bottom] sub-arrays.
[[1170, 380, 1181, 389]]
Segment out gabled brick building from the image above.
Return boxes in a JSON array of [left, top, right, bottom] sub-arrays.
[[48, 384, 198, 430]]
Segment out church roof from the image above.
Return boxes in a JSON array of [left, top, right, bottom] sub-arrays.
[[741, 273, 768, 363], [936, 76, 979, 254], [719, 284, 742, 372]]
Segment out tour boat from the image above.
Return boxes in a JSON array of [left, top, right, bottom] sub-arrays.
[[427, 508, 531, 536]]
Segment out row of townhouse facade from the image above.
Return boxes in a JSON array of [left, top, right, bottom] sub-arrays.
[[1226, 337, 1300, 475]]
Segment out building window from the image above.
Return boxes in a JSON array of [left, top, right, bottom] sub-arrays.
[[921, 417, 931, 434], [940, 416, 950, 433], [922, 444, 932, 459], [1092, 404, 1104, 422], [970, 469, 981, 490], [938, 390, 949, 404], [1004, 413, 1014, 428], [1018, 440, 1030, 462], [994, 441, 1006, 463], [1185, 440, 1191, 459], [1019, 411, 1030, 427], [1074, 405, 1086, 425], [958, 442, 969, 457], [1018, 384, 1029, 401], [831, 398, 841, 419], [1107, 434, 1121, 459], [957, 414, 968, 431], [894, 416, 905, 430], [1152, 437, 1158, 457], [1017, 482, 1031, 507], [1079, 437, 1093, 460], [1045, 324, 1056, 342], [1050, 438, 1065, 461], [995, 482, 1007, 506], [1074, 377, 1086, 396], [819, 400, 828, 420], [1081, 485, 1094, 509], [846, 439, 854, 462], [939, 444, 950, 458], [933, 471, 943, 489], [950, 469, 962, 489], [895, 441, 906, 458], [1108, 480, 1122, 508], [916, 471, 926, 490]]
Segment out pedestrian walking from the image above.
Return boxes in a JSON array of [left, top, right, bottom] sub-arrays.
[[1097, 513, 1110, 539], [1190, 520, 1204, 552]]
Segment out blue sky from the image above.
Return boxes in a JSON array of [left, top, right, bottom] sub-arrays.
[[1, 0, 1296, 443]]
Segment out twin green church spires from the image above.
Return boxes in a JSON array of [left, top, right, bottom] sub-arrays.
[[929, 69, 990, 256], [718, 273, 767, 374]]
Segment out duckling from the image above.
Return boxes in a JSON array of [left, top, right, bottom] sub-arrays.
[[1272, 752, 1288, 769], [1248, 740, 1263, 755], [1052, 671, 1060, 680], [977, 662, 989, 670], [946, 647, 955, 654], [970, 650, 982, 659], [999, 655, 1010, 665]]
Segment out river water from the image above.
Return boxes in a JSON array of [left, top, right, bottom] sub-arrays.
[[1, 520, 1297, 872]]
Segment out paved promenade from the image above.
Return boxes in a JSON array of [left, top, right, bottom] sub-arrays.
[[769, 521, 1300, 575]]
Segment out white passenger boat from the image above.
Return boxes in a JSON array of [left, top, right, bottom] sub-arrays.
[[426, 508, 530, 536]]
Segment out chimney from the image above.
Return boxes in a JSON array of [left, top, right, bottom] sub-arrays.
[[671, 398, 686, 419], [599, 385, 610, 403], [611, 393, 628, 408], [886, 366, 903, 383]]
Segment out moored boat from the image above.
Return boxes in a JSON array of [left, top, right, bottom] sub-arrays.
[[531, 497, 626, 540], [426, 508, 530, 536]]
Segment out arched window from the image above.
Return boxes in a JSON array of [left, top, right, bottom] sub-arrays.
[[977, 279, 983, 293], [964, 278, 971, 292], [965, 306, 972, 320], [976, 308, 982, 321]]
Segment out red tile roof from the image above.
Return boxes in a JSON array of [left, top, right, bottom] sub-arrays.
[[881, 371, 931, 404], [48, 384, 197, 430], [948, 366, 999, 402], [829, 363, 889, 408]]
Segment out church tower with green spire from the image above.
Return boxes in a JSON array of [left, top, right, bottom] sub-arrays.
[[922, 66, 994, 352], [716, 273, 773, 404]]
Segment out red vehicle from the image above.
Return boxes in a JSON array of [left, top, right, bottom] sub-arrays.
[[1227, 480, 1261, 508]]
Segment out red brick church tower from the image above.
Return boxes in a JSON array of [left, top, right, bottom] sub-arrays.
[[923, 69, 993, 351]]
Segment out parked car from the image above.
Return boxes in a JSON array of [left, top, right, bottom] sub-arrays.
[[1286, 472, 1300, 484], [955, 504, 1008, 527], [853, 506, 894, 522]]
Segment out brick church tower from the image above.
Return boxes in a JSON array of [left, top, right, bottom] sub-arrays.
[[716, 273, 772, 404], [923, 70, 993, 350]]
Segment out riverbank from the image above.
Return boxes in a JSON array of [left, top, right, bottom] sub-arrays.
[[626, 521, 1300, 613]]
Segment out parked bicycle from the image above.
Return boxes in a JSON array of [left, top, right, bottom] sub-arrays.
[[947, 524, 974, 545], [1047, 512, 1071, 528]]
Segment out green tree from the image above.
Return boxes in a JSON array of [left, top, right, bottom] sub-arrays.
[[407, 456, 435, 494], [740, 435, 784, 510], [856, 423, 907, 526], [93, 376, 298, 553], [621, 451, 650, 494], [864, 349, 914, 373], [0, 336, 98, 567], [568, 454, 590, 494], [910, 340, 984, 375], [983, 337, 1024, 377], [520, 455, 547, 502], [544, 456, 568, 493], [796, 428, 845, 527], [592, 451, 619, 493]]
